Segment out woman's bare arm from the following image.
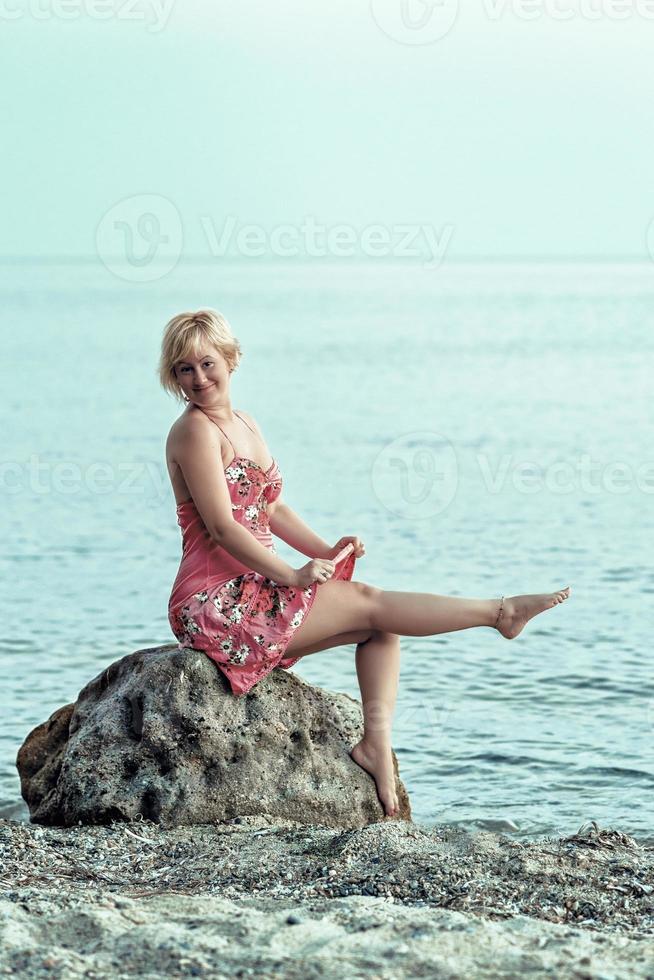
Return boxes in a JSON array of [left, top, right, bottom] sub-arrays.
[[269, 504, 331, 559], [237, 411, 332, 559], [239, 412, 332, 558], [173, 415, 298, 585], [217, 521, 298, 585]]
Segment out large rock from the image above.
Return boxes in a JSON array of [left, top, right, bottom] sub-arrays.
[[16, 645, 412, 829]]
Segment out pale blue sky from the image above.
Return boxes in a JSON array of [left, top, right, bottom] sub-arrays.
[[2, 0, 653, 259]]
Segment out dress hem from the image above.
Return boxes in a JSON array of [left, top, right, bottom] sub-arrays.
[[276, 578, 320, 668], [171, 551, 356, 698]]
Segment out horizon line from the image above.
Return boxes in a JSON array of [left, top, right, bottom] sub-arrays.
[[0, 254, 651, 265]]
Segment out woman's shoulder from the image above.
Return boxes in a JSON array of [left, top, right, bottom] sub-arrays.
[[167, 406, 259, 447], [236, 408, 261, 432], [166, 405, 208, 450], [167, 406, 187, 434]]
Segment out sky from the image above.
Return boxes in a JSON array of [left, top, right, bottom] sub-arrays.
[[1, 0, 654, 261]]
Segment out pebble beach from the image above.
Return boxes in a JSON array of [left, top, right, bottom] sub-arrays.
[[2, 815, 653, 978]]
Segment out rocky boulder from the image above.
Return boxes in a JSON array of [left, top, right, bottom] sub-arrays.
[[16, 645, 412, 829]]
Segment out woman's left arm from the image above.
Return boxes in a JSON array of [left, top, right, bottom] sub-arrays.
[[241, 410, 334, 557], [269, 502, 331, 558]]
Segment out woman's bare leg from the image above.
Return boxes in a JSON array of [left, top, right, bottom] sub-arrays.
[[349, 630, 402, 818], [370, 587, 571, 640], [284, 584, 572, 818], [285, 583, 572, 657]]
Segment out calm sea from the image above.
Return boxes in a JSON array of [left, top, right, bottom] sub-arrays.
[[2, 258, 652, 840]]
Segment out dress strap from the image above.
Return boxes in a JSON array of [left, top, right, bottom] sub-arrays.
[[234, 410, 257, 436], [200, 409, 254, 454], [201, 413, 236, 453]]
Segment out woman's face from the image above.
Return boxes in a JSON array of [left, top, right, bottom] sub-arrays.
[[174, 346, 232, 405]]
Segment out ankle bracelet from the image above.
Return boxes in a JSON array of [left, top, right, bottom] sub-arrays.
[[494, 596, 505, 629]]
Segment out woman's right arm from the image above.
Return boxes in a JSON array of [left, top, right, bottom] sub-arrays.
[[215, 521, 297, 585], [174, 418, 329, 587]]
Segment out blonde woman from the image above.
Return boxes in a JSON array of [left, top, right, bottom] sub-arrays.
[[161, 309, 571, 819]]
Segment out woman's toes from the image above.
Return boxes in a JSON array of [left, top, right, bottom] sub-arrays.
[[384, 793, 399, 818], [498, 587, 572, 639], [350, 741, 400, 817]]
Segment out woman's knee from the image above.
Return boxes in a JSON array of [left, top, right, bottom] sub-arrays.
[[362, 627, 400, 647], [352, 581, 383, 631], [283, 579, 379, 657]]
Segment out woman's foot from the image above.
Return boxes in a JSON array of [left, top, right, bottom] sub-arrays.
[[349, 738, 400, 818], [495, 586, 571, 640]]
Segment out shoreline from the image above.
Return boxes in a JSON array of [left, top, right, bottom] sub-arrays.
[[2, 815, 653, 977]]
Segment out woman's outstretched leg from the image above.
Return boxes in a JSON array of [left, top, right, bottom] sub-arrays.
[[349, 630, 402, 818], [284, 584, 571, 816], [285, 582, 571, 657], [370, 588, 571, 640]]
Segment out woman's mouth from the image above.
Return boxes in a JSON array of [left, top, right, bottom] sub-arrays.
[[194, 384, 214, 391]]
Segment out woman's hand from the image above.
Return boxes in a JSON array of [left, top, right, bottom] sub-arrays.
[[289, 537, 365, 588], [292, 558, 339, 588], [327, 536, 366, 560]]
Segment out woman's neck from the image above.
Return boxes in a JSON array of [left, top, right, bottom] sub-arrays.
[[187, 402, 237, 424]]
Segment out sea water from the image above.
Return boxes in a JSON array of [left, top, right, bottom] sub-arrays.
[[1, 258, 652, 840]]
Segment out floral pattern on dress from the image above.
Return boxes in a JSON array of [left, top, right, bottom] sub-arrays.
[[221, 460, 283, 538], [169, 574, 263, 667], [169, 452, 356, 696]]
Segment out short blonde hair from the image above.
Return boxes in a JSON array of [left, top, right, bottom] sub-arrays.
[[158, 308, 243, 403]]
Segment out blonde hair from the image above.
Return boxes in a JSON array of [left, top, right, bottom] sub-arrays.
[[158, 308, 242, 403]]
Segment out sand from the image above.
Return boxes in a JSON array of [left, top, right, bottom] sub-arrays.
[[2, 815, 653, 978]]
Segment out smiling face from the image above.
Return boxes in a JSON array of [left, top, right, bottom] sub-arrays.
[[174, 346, 233, 406]]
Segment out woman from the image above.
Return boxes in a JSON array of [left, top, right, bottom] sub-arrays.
[[161, 308, 571, 819]]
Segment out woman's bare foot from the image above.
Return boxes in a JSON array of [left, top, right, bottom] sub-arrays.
[[496, 586, 571, 640], [349, 739, 400, 818]]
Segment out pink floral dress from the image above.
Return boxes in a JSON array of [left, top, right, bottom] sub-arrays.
[[168, 411, 356, 696]]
